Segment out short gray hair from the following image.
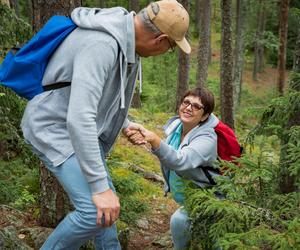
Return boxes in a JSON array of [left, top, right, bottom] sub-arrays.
[[137, 4, 161, 36]]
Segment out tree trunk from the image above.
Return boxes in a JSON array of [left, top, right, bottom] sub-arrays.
[[129, 0, 139, 12], [196, 0, 211, 88], [32, 0, 82, 33], [220, 0, 234, 129], [98, 0, 105, 8], [39, 164, 73, 227], [9, 0, 19, 16], [31, 0, 82, 227], [279, 28, 300, 194], [131, 67, 142, 109], [277, 0, 290, 96], [233, 0, 246, 108], [175, 0, 190, 112], [129, 0, 142, 108], [131, 91, 142, 108], [253, 0, 267, 81], [26, 0, 32, 23], [208, 26, 212, 64], [293, 28, 300, 71], [258, 5, 267, 71], [194, 0, 200, 38]]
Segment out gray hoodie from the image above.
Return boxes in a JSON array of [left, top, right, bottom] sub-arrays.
[[21, 7, 139, 194], [152, 114, 220, 194]]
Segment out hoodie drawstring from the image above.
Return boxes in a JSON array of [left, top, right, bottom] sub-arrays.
[[138, 59, 142, 94], [119, 52, 127, 109]]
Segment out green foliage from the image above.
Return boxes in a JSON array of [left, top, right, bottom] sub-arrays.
[[111, 168, 145, 195], [0, 90, 39, 208], [250, 92, 300, 140], [0, 3, 31, 54], [0, 158, 39, 205], [108, 167, 150, 224], [263, 3, 300, 68], [141, 51, 178, 113], [244, 29, 279, 54], [219, 221, 300, 250], [185, 152, 300, 249], [11, 186, 37, 210], [0, 88, 39, 166], [119, 195, 149, 224], [0, 4, 36, 165], [0, 4, 38, 211]]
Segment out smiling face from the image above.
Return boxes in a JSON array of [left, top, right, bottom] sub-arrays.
[[178, 95, 209, 129]]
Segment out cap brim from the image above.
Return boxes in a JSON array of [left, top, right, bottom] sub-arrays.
[[175, 38, 191, 54]]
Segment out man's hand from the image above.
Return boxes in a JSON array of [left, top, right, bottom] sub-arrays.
[[92, 189, 120, 227], [122, 122, 147, 145]]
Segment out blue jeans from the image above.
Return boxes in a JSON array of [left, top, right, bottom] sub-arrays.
[[170, 207, 191, 250], [33, 148, 121, 250], [171, 193, 225, 250]]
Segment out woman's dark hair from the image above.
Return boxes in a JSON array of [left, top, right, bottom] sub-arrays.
[[180, 87, 215, 116]]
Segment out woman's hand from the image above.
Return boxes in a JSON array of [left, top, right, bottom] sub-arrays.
[[140, 128, 161, 150], [122, 122, 147, 145]]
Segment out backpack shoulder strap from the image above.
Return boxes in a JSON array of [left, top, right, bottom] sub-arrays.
[[43, 82, 71, 91]]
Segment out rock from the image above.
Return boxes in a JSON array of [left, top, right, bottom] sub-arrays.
[[20, 227, 53, 249], [0, 226, 32, 250], [136, 218, 149, 230], [118, 228, 130, 250], [152, 230, 173, 249], [144, 236, 151, 241], [152, 218, 163, 225]]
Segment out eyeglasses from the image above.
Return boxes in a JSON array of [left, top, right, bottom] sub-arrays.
[[181, 99, 204, 111], [167, 38, 176, 52]]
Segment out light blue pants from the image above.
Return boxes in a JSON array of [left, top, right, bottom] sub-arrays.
[[34, 149, 121, 250], [170, 207, 191, 250], [171, 193, 225, 250]]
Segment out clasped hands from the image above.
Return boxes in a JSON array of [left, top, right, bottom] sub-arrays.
[[123, 122, 161, 150]]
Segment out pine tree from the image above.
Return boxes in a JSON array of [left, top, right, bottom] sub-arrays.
[[220, 0, 234, 129], [175, 0, 190, 112], [196, 0, 211, 87]]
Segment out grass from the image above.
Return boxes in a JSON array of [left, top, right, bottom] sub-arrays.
[[0, 158, 39, 206]]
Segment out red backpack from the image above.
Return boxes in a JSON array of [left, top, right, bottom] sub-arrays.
[[202, 120, 242, 185], [214, 121, 242, 163], [203, 120, 242, 184]]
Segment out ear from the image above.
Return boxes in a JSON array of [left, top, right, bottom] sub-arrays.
[[154, 34, 168, 45], [200, 113, 209, 122]]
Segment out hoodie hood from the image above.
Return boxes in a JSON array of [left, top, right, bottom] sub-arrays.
[[71, 7, 137, 108], [71, 7, 136, 63]]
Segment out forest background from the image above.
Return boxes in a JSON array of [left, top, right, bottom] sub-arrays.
[[0, 0, 299, 249]]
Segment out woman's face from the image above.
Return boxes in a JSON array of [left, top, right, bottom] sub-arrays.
[[179, 95, 208, 128]]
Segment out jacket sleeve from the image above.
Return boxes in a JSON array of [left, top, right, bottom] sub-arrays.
[[152, 129, 217, 172], [67, 40, 118, 195]]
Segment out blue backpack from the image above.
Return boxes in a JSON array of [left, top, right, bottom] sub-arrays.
[[0, 15, 77, 100]]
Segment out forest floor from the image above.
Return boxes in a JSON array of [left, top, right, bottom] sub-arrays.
[[127, 197, 178, 250]]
